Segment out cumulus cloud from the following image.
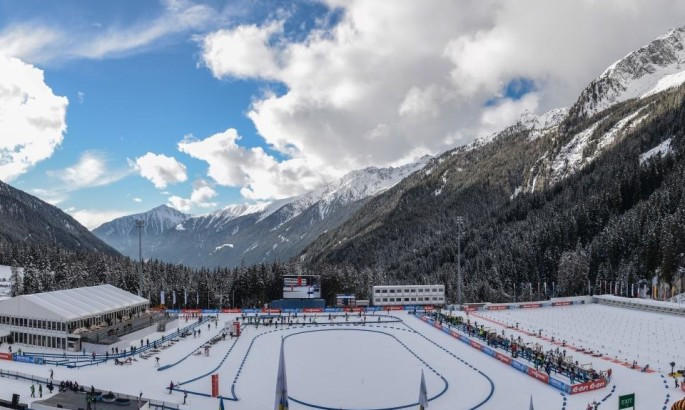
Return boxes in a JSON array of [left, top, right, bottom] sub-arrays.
[[68, 208, 132, 230], [133, 152, 188, 189], [49, 151, 130, 189], [0, 55, 68, 182], [178, 129, 331, 200], [167, 179, 218, 212], [199, 0, 685, 198]]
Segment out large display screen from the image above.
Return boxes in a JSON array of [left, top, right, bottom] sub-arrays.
[[283, 275, 321, 299]]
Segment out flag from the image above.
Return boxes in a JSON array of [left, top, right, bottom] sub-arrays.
[[173, 291, 177, 306], [274, 338, 288, 410], [418, 369, 429, 409], [196, 291, 200, 306], [160, 291, 165, 305], [184, 290, 188, 306], [543, 282, 547, 295], [529, 395, 534, 410], [219, 397, 225, 410]]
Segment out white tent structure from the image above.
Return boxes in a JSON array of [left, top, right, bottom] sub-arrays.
[[0, 285, 149, 351]]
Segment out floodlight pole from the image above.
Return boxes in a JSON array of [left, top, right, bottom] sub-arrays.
[[136, 220, 145, 297], [456, 216, 465, 306]]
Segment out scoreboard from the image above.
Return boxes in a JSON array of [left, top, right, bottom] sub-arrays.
[[283, 275, 321, 299]]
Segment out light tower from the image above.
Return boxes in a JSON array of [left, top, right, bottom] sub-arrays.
[[136, 219, 145, 297], [456, 216, 465, 306]]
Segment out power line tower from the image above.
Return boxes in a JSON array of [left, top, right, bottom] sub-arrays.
[[136, 219, 145, 297], [456, 216, 465, 306]]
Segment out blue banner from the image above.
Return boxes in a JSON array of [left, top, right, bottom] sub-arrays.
[[13, 355, 43, 364], [549, 377, 571, 393], [511, 360, 528, 373]]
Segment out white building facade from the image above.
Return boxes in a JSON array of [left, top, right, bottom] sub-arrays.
[[372, 285, 445, 306], [0, 284, 149, 351]]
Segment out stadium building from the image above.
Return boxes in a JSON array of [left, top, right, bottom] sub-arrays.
[[0, 285, 151, 351], [372, 284, 445, 306]]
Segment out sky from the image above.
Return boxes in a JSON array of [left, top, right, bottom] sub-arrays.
[[1, 0, 685, 229]]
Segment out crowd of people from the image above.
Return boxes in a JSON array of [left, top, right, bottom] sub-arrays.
[[428, 312, 607, 385]]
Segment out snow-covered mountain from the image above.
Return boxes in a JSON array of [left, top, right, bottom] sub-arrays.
[[571, 26, 685, 119], [93, 205, 191, 257], [95, 157, 430, 267]]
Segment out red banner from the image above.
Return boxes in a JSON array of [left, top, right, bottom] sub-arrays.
[[552, 301, 572, 306], [469, 340, 482, 350], [463, 306, 478, 312], [303, 308, 323, 313], [182, 309, 203, 314], [423, 305, 435, 311], [343, 307, 365, 312], [570, 379, 607, 395], [211, 374, 219, 397], [221, 308, 241, 313], [261, 308, 281, 313], [495, 352, 512, 365], [527, 368, 550, 384], [487, 305, 508, 311], [521, 303, 542, 309], [384, 306, 404, 311], [0, 353, 12, 361]]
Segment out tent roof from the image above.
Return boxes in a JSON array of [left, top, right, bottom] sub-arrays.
[[0, 285, 148, 321]]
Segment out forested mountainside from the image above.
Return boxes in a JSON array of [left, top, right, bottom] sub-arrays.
[[0, 180, 118, 255], [302, 78, 685, 303]]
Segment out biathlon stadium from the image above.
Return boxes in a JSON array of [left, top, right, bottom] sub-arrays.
[[0, 283, 684, 409]]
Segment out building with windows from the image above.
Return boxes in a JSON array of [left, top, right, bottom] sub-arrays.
[[372, 285, 445, 306], [0, 284, 149, 351]]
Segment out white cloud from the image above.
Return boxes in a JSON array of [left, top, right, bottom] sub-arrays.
[[133, 197, 142, 203], [68, 208, 131, 230], [133, 152, 188, 189], [167, 179, 218, 212], [0, 55, 68, 182], [48, 151, 130, 189], [479, 93, 541, 136], [202, 21, 282, 79], [178, 129, 332, 200], [200, 0, 685, 196], [0, 0, 233, 64]]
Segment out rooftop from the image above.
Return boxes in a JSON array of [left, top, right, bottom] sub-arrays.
[[0, 285, 148, 322]]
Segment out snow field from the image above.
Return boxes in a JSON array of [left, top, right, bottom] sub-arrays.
[[465, 305, 684, 408], [1, 309, 682, 409], [476, 304, 685, 372]]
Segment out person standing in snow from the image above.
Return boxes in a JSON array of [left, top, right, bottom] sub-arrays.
[[30, 384, 35, 398]]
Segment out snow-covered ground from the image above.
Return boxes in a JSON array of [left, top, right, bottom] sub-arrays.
[[0, 309, 683, 409]]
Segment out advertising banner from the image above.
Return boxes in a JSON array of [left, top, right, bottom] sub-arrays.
[[303, 308, 324, 313], [549, 377, 570, 393], [487, 305, 508, 311], [521, 303, 542, 309], [13, 355, 43, 364], [527, 368, 550, 384], [511, 360, 529, 373], [211, 374, 219, 397], [0, 352, 12, 361], [495, 352, 512, 365], [221, 309, 241, 313], [569, 379, 607, 395]]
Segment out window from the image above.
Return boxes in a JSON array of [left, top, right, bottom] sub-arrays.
[[418, 289, 423, 293], [404, 298, 409, 301], [389, 289, 395, 293], [382, 298, 388, 302], [389, 298, 395, 302], [382, 289, 387, 294], [411, 289, 416, 293], [411, 298, 416, 301], [375, 289, 380, 294]]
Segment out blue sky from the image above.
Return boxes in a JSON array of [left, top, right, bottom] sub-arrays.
[[1, 0, 683, 228]]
